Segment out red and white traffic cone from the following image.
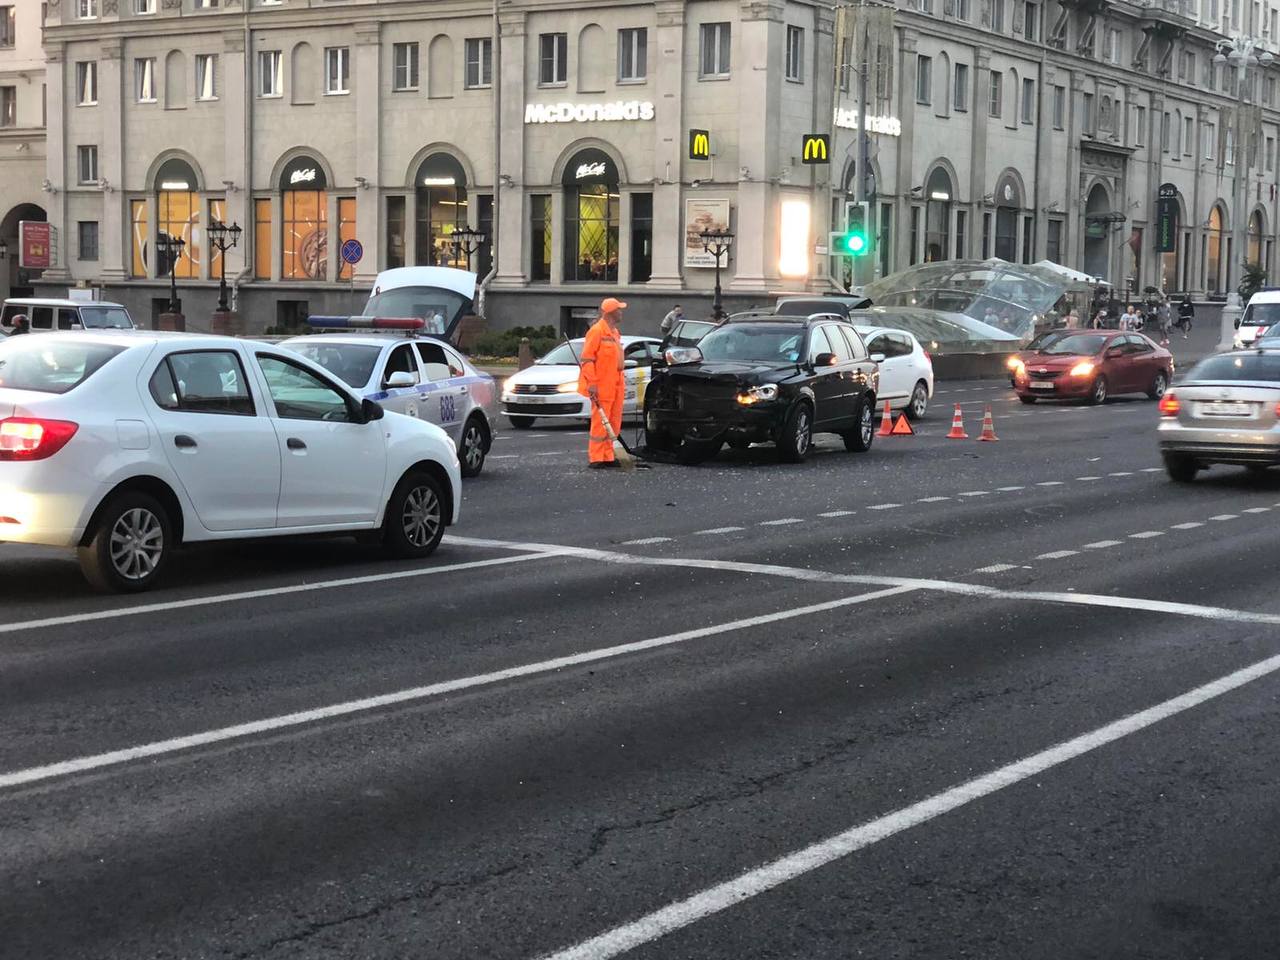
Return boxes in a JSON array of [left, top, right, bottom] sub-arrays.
[[978, 404, 999, 442], [946, 403, 968, 440], [877, 399, 894, 437]]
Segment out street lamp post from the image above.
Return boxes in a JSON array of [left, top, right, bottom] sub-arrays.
[[1214, 37, 1274, 351], [160, 234, 186, 314], [449, 226, 487, 273], [700, 228, 735, 320], [206, 220, 243, 313]]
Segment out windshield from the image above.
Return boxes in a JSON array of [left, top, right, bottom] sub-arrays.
[[1024, 331, 1067, 352], [697, 324, 805, 364], [286, 342, 382, 388], [536, 341, 585, 365], [362, 287, 467, 335], [776, 300, 848, 318], [78, 306, 134, 329], [1037, 334, 1109, 356], [1186, 354, 1280, 382], [0, 339, 125, 394], [1241, 302, 1280, 326]]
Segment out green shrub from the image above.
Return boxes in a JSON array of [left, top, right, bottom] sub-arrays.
[[471, 325, 559, 359]]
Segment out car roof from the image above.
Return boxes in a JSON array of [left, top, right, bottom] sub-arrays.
[[3, 298, 128, 309], [5, 330, 277, 350], [853, 325, 919, 341], [727, 312, 845, 325], [280, 333, 456, 349], [1247, 290, 1280, 304]]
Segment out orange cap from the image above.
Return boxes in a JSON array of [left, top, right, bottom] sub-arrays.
[[600, 297, 628, 313]]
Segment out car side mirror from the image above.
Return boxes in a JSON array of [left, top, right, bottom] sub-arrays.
[[385, 370, 417, 389], [360, 398, 385, 423], [814, 352, 838, 367], [870, 352, 886, 364], [624, 358, 638, 369]]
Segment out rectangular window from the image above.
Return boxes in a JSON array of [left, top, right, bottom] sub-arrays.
[[916, 55, 932, 105], [195, 54, 217, 100], [956, 0, 971, 20], [909, 206, 921, 266], [879, 202, 893, 279], [325, 47, 350, 94], [1204, 121, 1216, 159], [1226, 127, 1235, 165], [464, 38, 492, 88], [1184, 116, 1193, 155], [539, 33, 567, 86], [530, 194, 551, 282], [336, 197, 357, 281], [1052, 84, 1065, 128], [618, 28, 647, 82], [1047, 219, 1062, 263], [1135, 105, 1146, 146], [393, 43, 420, 91], [785, 25, 804, 82], [955, 209, 967, 258], [77, 145, 97, 184], [988, 71, 1002, 117], [134, 0, 155, 12], [982, 211, 992, 258], [1023, 1, 1038, 39], [699, 22, 731, 78], [79, 221, 100, 260], [1105, 28, 1120, 63], [385, 196, 405, 269], [254, 198, 272, 279], [954, 63, 969, 111], [258, 51, 282, 97], [1180, 51, 1194, 81], [0, 6, 13, 48], [130, 199, 149, 277], [77, 0, 97, 18], [1082, 92, 1094, 134], [1267, 135, 1276, 171], [282, 189, 328, 280], [1022, 214, 1033, 263], [134, 58, 156, 102], [194, 0, 218, 7], [992, 0, 1005, 31], [1021, 77, 1035, 123], [0, 86, 14, 127], [76, 61, 97, 105], [1162, 111, 1171, 152], [630, 193, 653, 282]]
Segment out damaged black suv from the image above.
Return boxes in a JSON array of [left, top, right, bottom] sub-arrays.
[[644, 313, 880, 464]]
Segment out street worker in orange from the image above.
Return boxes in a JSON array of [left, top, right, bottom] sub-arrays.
[[578, 297, 627, 469]]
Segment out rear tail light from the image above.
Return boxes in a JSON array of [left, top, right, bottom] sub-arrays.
[[0, 418, 80, 461], [1274, 401, 1280, 418], [923, 350, 932, 365], [1158, 393, 1181, 417]]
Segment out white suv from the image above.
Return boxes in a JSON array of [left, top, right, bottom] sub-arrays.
[[1234, 290, 1280, 349], [1, 298, 135, 334]]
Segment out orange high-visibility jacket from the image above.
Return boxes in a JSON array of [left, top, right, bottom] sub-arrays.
[[577, 319, 625, 397]]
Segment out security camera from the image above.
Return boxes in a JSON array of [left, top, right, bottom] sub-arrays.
[[690, 179, 702, 189]]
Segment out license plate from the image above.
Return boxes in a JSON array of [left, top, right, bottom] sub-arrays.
[[1200, 401, 1252, 417], [507, 395, 554, 404], [1029, 380, 1056, 390]]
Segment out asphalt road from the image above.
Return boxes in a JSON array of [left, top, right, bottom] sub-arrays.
[[5, 350, 1280, 959]]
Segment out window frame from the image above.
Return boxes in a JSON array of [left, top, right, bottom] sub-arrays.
[[135, 57, 156, 103], [0, 85, 14, 128], [538, 32, 568, 87], [1052, 84, 1065, 129], [393, 41, 420, 91], [916, 54, 932, 105], [255, 352, 359, 423], [988, 70, 1002, 118], [195, 53, 218, 101], [77, 144, 98, 184], [698, 22, 731, 79], [464, 37, 492, 89], [150, 350, 258, 418], [1021, 77, 1035, 124], [77, 220, 99, 261], [76, 61, 98, 106], [324, 46, 350, 95], [785, 25, 804, 83], [134, 0, 156, 12], [618, 27, 647, 83], [0, 5, 14, 49], [258, 50, 283, 98], [954, 62, 969, 112], [77, 0, 98, 19]]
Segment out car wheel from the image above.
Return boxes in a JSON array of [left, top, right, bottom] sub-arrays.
[[1147, 370, 1169, 400], [508, 416, 535, 430], [77, 491, 173, 593], [906, 381, 929, 420], [1019, 395, 1037, 405], [843, 398, 876, 453], [1163, 453, 1199, 483], [1246, 464, 1270, 474], [676, 436, 724, 465], [726, 439, 752, 451], [778, 402, 814, 463], [459, 416, 489, 478], [383, 470, 446, 558], [1087, 375, 1108, 405]]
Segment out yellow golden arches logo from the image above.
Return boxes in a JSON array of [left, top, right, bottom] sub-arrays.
[[801, 134, 830, 164], [689, 129, 711, 160]]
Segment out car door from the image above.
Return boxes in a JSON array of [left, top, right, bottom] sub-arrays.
[[377, 342, 423, 419], [806, 326, 846, 427], [253, 352, 387, 527], [864, 333, 909, 403], [623, 341, 653, 415], [147, 348, 282, 532], [1125, 333, 1160, 391], [837, 325, 878, 410], [1110, 335, 1145, 392], [415, 340, 467, 444]]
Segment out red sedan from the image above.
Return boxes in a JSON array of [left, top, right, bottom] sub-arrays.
[[1012, 331, 1173, 405]]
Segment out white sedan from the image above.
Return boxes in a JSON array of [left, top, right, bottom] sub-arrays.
[[500, 336, 663, 429], [853, 325, 935, 419], [0, 332, 461, 592]]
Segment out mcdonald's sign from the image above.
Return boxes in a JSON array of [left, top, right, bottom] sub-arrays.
[[689, 129, 711, 160], [801, 134, 830, 164]]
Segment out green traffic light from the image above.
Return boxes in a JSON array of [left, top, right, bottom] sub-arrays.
[[846, 233, 867, 254]]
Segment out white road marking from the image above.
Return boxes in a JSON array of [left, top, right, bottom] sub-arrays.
[[1083, 540, 1123, 549], [1171, 522, 1204, 530], [1129, 531, 1165, 539], [1076, 476, 1102, 481], [916, 496, 951, 503], [537, 646, 1280, 960], [694, 526, 745, 535], [0, 551, 558, 638], [534, 451, 564, 457], [0, 585, 920, 791], [620, 537, 674, 546], [1209, 514, 1239, 521], [1243, 507, 1272, 514], [996, 486, 1025, 491], [1036, 550, 1080, 560], [1036, 481, 1065, 487], [973, 563, 1020, 574], [958, 491, 990, 497], [1109, 471, 1134, 477], [867, 503, 901, 510], [1140, 467, 1164, 473], [759, 518, 804, 526], [818, 510, 856, 518], [489, 454, 519, 460]]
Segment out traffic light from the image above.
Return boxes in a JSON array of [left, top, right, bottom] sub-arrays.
[[838, 201, 872, 257]]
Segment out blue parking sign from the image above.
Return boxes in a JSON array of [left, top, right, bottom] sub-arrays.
[[341, 239, 364, 265]]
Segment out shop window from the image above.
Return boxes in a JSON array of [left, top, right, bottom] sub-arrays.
[[130, 199, 149, 278], [530, 194, 551, 282], [280, 156, 328, 280], [336, 197, 356, 280], [429, 35, 453, 98], [631, 193, 653, 282], [155, 157, 201, 279], [477, 194, 493, 278], [414, 153, 467, 267], [254, 198, 272, 279], [386, 195, 405, 268], [562, 149, 619, 282]]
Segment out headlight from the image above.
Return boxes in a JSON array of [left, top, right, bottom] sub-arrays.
[[502, 377, 515, 393], [556, 381, 579, 393], [1069, 361, 1095, 377], [1006, 355, 1023, 371], [664, 346, 703, 365], [736, 384, 779, 405]]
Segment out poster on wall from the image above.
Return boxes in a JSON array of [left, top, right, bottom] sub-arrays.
[[19, 221, 53, 269], [684, 199, 731, 268]]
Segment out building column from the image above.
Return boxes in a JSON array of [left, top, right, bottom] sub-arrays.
[[1191, 104, 1207, 293], [1067, 72, 1084, 272], [494, 11, 527, 286], [809, 4, 835, 291], [98, 40, 125, 282], [221, 29, 250, 288], [970, 51, 990, 260], [895, 33, 919, 271], [647, 0, 686, 289], [353, 21, 381, 286], [41, 43, 70, 283]]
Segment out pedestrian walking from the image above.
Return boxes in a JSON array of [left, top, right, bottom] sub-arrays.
[[660, 304, 684, 335], [1156, 298, 1173, 346], [1120, 304, 1138, 331], [1064, 309, 1081, 329], [578, 297, 628, 469], [1177, 294, 1195, 337], [1091, 309, 1108, 330]]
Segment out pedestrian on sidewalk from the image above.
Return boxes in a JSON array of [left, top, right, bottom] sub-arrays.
[[578, 297, 628, 470], [1177, 294, 1195, 337], [660, 304, 684, 335], [1156, 298, 1173, 346]]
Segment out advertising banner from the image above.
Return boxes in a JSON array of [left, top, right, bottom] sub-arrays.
[[19, 221, 52, 269], [684, 199, 731, 268]]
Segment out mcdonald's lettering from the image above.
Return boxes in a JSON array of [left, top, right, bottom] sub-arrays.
[[689, 129, 711, 160], [801, 134, 830, 164]]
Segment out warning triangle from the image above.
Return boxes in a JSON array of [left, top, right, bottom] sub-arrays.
[[890, 414, 915, 435]]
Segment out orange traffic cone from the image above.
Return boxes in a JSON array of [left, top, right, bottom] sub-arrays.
[[978, 404, 999, 442], [890, 413, 915, 435], [877, 400, 894, 436], [946, 403, 968, 440]]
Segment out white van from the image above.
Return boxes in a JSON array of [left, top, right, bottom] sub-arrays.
[[1, 298, 136, 334], [1234, 289, 1280, 348]]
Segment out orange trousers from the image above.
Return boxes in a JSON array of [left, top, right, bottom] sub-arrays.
[[588, 389, 624, 463]]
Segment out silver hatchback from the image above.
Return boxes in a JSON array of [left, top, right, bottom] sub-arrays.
[[1158, 350, 1280, 481]]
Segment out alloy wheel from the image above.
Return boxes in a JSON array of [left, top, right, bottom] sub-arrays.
[[910, 385, 928, 418], [463, 424, 484, 471], [860, 403, 874, 444], [1093, 378, 1107, 404], [1152, 372, 1167, 398], [109, 507, 164, 582], [402, 485, 442, 548], [795, 409, 811, 454]]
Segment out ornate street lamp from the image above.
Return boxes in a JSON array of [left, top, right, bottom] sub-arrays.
[[1213, 36, 1274, 350], [449, 226, 487, 273], [700, 227, 735, 320], [159, 234, 186, 314], [206, 220, 243, 313]]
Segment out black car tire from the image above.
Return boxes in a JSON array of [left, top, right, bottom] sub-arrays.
[[906, 381, 929, 420], [727, 439, 752, 451], [842, 398, 876, 453], [1147, 370, 1169, 400], [78, 491, 174, 594], [383, 470, 447, 558], [1019, 395, 1037, 405], [778, 402, 814, 463], [459, 415, 489, 478], [508, 416, 535, 430], [1087, 375, 1108, 405], [1163, 453, 1199, 483]]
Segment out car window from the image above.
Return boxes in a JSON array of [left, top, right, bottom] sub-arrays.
[[78, 306, 133, 329], [808, 326, 834, 362], [890, 335, 915, 358], [838, 326, 868, 360], [257, 354, 355, 422], [0, 339, 125, 394], [58, 309, 80, 331], [825, 325, 854, 362], [0, 304, 23, 325], [1127, 334, 1153, 353], [1241, 302, 1280, 326], [286, 342, 381, 388], [1186, 354, 1280, 382], [442, 346, 467, 378], [625, 342, 652, 367], [155, 351, 256, 416], [1042, 334, 1109, 355], [385, 344, 420, 385], [699, 324, 804, 363], [30, 307, 52, 330], [415, 341, 454, 382]]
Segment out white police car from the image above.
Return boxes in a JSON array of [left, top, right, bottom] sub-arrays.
[[282, 317, 499, 477]]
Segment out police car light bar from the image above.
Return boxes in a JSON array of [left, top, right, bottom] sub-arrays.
[[307, 316, 427, 330]]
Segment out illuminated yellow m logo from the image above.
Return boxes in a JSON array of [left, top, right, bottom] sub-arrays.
[[690, 130, 710, 159], [803, 136, 828, 161]]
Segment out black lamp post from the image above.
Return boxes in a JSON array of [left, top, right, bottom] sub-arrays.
[[160, 234, 186, 314], [0, 238, 8, 261], [450, 226, 487, 273], [207, 220, 243, 313], [700, 227, 735, 320]]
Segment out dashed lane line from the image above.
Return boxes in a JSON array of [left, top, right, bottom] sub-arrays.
[[1129, 531, 1166, 539], [1076, 476, 1102, 481], [917, 496, 951, 503], [759, 518, 804, 526], [1036, 481, 1065, 487], [867, 503, 901, 510], [1209, 514, 1240, 521], [818, 510, 856, 518], [996, 485, 1025, 491], [621, 537, 674, 546], [695, 526, 745, 536], [958, 491, 990, 497], [1243, 507, 1272, 514], [1171, 522, 1204, 530], [1083, 540, 1123, 549], [1036, 550, 1080, 560], [973, 563, 1021, 574], [1109, 471, 1135, 477]]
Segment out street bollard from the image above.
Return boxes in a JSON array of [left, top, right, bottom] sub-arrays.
[[517, 337, 534, 370], [157, 312, 186, 332]]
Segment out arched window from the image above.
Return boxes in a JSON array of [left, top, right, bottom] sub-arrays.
[[1083, 182, 1111, 280], [1248, 209, 1265, 269], [994, 172, 1023, 262], [292, 43, 316, 104], [155, 157, 199, 279], [924, 167, 953, 262], [1207, 204, 1225, 293], [562, 148, 619, 282], [428, 35, 454, 98], [280, 156, 328, 280], [164, 51, 187, 109], [578, 25, 607, 93], [415, 153, 467, 267]]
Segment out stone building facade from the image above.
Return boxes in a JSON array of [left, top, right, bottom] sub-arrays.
[[0, 0, 50, 301]]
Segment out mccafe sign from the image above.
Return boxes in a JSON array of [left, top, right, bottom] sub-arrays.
[[525, 100, 656, 124]]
